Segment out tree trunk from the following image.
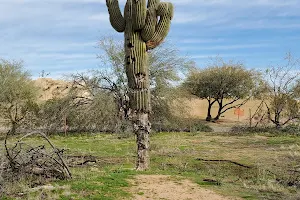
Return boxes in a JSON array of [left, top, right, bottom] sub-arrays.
[[214, 100, 223, 120], [274, 113, 281, 129], [275, 123, 281, 129], [133, 112, 150, 170], [206, 101, 213, 121], [214, 113, 221, 121], [11, 121, 17, 135]]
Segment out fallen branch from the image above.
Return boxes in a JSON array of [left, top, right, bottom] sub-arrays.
[[202, 178, 221, 185], [4, 130, 72, 181], [196, 158, 252, 169], [76, 159, 97, 166], [36, 132, 71, 178], [67, 155, 97, 166]]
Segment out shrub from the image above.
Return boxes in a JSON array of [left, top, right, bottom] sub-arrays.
[[282, 123, 300, 135], [152, 118, 213, 133], [231, 123, 300, 135]]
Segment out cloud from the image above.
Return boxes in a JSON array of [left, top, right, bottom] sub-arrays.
[[179, 38, 225, 44], [180, 43, 273, 51], [170, 0, 300, 30], [25, 53, 96, 60], [88, 13, 109, 21], [0, 0, 299, 78], [190, 53, 247, 59]]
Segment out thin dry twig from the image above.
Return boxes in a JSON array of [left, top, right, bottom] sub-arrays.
[[196, 158, 253, 169]]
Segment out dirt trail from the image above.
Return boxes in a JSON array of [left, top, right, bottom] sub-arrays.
[[129, 175, 239, 200], [211, 125, 232, 133]]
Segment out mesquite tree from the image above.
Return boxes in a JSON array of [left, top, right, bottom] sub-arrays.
[[106, 0, 174, 170], [262, 53, 300, 128], [183, 60, 257, 121], [0, 59, 38, 134]]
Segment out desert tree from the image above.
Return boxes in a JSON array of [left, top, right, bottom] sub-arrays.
[[71, 39, 130, 122], [38, 92, 119, 134], [183, 68, 218, 121], [71, 36, 192, 134], [0, 59, 38, 134], [262, 52, 300, 128], [183, 58, 257, 121]]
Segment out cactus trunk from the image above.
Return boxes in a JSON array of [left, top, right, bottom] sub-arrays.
[[106, 0, 173, 171], [125, 17, 151, 170]]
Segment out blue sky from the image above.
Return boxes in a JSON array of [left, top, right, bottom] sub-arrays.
[[0, 0, 299, 79]]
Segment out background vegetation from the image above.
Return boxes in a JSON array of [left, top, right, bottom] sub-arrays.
[[0, 40, 300, 199]]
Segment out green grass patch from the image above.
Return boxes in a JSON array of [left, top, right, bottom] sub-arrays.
[[3, 131, 300, 199], [266, 136, 299, 145], [56, 168, 136, 200]]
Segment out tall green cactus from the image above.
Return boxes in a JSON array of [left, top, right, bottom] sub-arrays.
[[106, 0, 174, 170]]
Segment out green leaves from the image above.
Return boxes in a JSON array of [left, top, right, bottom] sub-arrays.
[[183, 58, 258, 121], [184, 61, 256, 101]]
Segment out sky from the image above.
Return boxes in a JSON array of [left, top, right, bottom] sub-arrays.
[[0, 0, 299, 79]]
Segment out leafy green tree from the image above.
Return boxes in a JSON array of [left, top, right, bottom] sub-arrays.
[[0, 59, 38, 134], [184, 58, 257, 121]]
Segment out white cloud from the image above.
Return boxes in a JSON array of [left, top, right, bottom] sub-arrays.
[[190, 53, 247, 59], [25, 53, 96, 60], [171, 0, 300, 29], [181, 43, 273, 51], [88, 13, 110, 21], [0, 0, 299, 78], [179, 38, 224, 44], [171, 0, 299, 7]]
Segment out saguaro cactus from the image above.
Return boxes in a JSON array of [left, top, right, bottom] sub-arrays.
[[106, 0, 174, 170]]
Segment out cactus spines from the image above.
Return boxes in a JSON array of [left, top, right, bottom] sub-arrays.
[[141, 8, 157, 42], [146, 2, 173, 49], [147, 0, 160, 9], [106, 0, 126, 32], [132, 0, 147, 30], [106, 0, 173, 171]]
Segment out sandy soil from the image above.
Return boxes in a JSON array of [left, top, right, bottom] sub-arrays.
[[129, 175, 239, 200]]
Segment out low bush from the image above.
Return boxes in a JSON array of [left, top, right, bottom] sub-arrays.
[[231, 123, 300, 135], [152, 118, 213, 133], [281, 123, 300, 135]]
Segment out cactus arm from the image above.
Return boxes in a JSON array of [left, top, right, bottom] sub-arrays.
[[146, 2, 174, 50], [140, 8, 157, 42], [147, 0, 160, 9], [132, 0, 147, 31], [106, 0, 126, 32], [141, 0, 159, 42]]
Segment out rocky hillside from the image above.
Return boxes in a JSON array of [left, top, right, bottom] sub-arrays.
[[34, 78, 71, 101]]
